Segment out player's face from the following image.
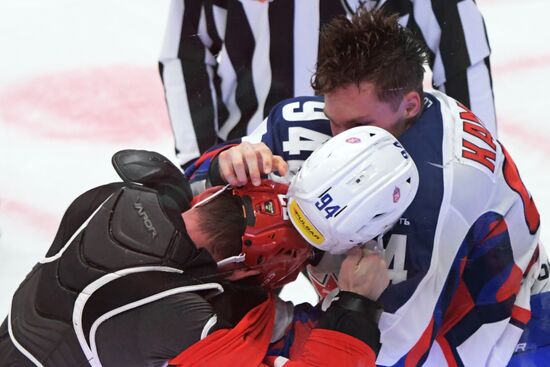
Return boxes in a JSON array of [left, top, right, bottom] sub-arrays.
[[323, 81, 413, 138]]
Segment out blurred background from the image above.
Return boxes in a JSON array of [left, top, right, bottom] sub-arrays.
[[1, 0, 549, 315]]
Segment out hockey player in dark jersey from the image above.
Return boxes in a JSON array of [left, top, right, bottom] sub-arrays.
[[0, 149, 250, 366], [186, 10, 547, 366], [0, 147, 398, 367]]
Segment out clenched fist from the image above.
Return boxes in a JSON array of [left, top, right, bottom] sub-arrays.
[[338, 247, 390, 301]]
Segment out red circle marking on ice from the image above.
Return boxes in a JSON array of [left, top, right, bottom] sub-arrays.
[[0, 66, 172, 142], [1, 198, 59, 235]]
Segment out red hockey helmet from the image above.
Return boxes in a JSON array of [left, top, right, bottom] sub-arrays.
[[190, 180, 313, 289], [234, 180, 313, 289]]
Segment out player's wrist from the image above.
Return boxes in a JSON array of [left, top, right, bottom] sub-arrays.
[[208, 155, 228, 186], [319, 290, 383, 352], [334, 291, 383, 315]]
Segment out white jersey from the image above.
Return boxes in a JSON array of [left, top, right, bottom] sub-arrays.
[[187, 91, 542, 366], [374, 90, 541, 366]]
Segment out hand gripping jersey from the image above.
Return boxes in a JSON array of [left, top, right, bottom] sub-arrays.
[[169, 293, 377, 367], [187, 92, 544, 366]]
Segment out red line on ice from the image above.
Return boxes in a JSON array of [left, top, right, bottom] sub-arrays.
[[493, 54, 550, 77], [0, 66, 172, 143], [498, 117, 550, 155]]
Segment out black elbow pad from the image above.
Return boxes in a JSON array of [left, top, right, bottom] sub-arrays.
[[112, 149, 193, 212]]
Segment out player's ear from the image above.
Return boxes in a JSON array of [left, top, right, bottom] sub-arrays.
[[403, 90, 422, 119], [224, 268, 261, 281]]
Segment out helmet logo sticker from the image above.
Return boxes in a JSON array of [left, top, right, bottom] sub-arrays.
[[393, 187, 401, 203], [263, 200, 275, 214], [289, 200, 325, 245], [345, 137, 361, 144]]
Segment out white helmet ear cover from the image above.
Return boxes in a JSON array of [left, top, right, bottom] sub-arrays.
[[287, 126, 419, 254]]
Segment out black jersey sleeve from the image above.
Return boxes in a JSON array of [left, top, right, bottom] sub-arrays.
[[95, 292, 227, 367], [319, 291, 383, 354]]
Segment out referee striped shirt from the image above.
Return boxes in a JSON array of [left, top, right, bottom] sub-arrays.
[[159, 0, 495, 168]]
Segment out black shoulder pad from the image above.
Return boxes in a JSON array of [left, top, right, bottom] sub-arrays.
[[112, 150, 192, 212]]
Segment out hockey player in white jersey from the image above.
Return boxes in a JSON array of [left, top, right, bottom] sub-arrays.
[[186, 10, 546, 366]]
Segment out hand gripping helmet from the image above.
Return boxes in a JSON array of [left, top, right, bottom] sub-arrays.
[[191, 180, 313, 289], [287, 126, 419, 254]]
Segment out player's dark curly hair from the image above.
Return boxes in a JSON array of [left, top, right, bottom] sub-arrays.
[[312, 9, 428, 109], [194, 191, 245, 260]]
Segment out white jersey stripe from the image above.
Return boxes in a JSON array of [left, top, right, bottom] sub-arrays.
[[293, 0, 320, 98]]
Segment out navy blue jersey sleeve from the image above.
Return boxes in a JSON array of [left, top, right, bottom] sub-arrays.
[[260, 96, 332, 161], [184, 139, 241, 191], [508, 290, 550, 366], [185, 96, 333, 190]]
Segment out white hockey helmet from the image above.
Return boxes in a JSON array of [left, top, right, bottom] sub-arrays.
[[287, 126, 419, 254]]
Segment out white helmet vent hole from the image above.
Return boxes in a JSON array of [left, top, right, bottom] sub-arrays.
[[347, 170, 375, 188]]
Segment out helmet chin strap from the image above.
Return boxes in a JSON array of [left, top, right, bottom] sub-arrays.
[[192, 184, 232, 208], [216, 253, 246, 268], [376, 234, 386, 256]]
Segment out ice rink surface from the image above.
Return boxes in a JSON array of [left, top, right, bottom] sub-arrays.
[[0, 0, 549, 316]]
